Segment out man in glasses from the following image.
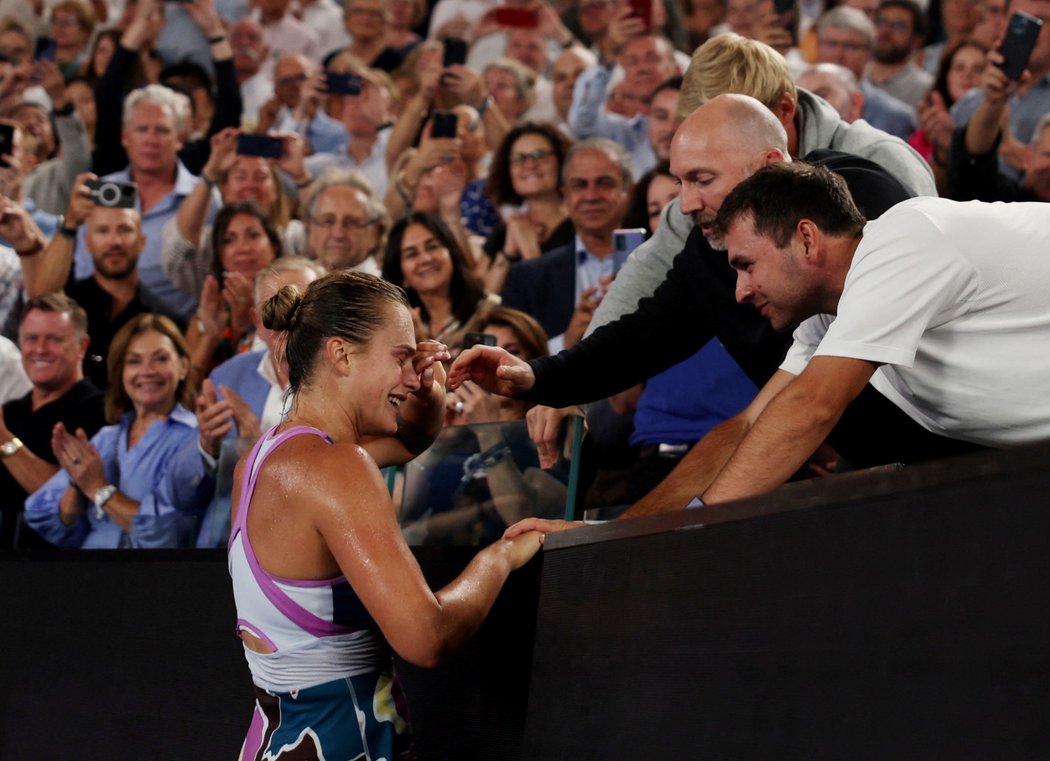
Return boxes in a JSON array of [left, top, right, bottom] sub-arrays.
[[862, 0, 933, 110], [302, 169, 389, 275]]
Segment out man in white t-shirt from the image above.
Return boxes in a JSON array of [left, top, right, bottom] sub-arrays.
[[691, 161, 1050, 505]]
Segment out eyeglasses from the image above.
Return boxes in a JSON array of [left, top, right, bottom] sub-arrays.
[[311, 215, 376, 230], [875, 17, 911, 33], [347, 7, 385, 19], [275, 73, 307, 88], [817, 38, 869, 53], [510, 148, 554, 165]]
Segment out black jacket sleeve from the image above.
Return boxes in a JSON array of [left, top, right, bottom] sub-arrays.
[[92, 45, 138, 175]]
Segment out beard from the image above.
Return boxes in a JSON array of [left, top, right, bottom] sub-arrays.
[[691, 211, 727, 251], [94, 249, 137, 280], [872, 43, 911, 65]]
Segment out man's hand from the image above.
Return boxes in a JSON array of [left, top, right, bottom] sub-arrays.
[[0, 199, 46, 255], [504, 517, 584, 538], [64, 172, 98, 230], [526, 404, 580, 469], [448, 345, 536, 397], [564, 276, 612, 349]]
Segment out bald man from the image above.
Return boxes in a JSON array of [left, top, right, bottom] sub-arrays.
[[452, 94, 984, 515]]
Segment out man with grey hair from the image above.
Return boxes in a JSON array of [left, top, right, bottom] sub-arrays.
[[500, 137, 633, 352], [303, 169, 389, 275], [813, 6, 917, 138], [73, 84, 200, 323]]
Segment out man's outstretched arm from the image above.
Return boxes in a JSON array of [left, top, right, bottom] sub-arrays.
[[701, 356, 876, 504], [620, 368, 797, 518]]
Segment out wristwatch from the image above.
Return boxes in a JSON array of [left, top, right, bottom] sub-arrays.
[[93, 484, 118, 520], [1, 437, 23, 458]]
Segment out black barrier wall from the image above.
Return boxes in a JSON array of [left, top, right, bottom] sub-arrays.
[[0, 548, 540, 761], [523, 444, 1050, 759], [4, 444, 1050, 760]]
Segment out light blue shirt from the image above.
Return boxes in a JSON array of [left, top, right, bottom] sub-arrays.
[[25, 405, 209, 549], [304, 127, 391, 198], [567, 63, 653, 180], [951, 72, 1050, 181], [574, 234, 630, 306], [74, 161, 201, 322]]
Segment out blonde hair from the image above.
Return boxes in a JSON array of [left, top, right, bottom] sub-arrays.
[[678, 33, 797, 119]]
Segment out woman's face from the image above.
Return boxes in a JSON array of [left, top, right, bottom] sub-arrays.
[[122, 330, 187, 416], [222, 156, 278, 211], [92, 34, 115, 78], [946, 45, 986, 103], [51, 10, 89, 49], [399, 222, 454, 296], [646, 174, 680, 233], [345, 0, 387, 42], [509, 132, 559, 200], [348, 304, 420, 436], [484, 68, 527, 120], [389, 0, 418, 30], [220, 213, 277, 278], [485, 323, 533, 360], [67, 80, 97, 134]]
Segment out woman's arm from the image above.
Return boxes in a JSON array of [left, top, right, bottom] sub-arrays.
[[309, 442, 543, 667]]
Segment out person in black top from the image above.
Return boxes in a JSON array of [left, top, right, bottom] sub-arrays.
[[450, 94, 985, 517], [0, 294, 105, 548], [21, 174, 166, 389]]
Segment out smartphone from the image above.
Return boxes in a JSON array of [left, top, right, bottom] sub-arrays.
[[443, 37, 468, 67], [430, 110, 458, 139], [325, 71, 363, 96], [236, 133, 284, 159], [628, 0, 652, 30], [613, 228, 647, 256], [85, 179, 137, 209], [998, 11, 1044, 80], [0, 123, 13, 168], [463, 332, 498, 350], [33, 36, 57, 62], [493, 7, 538, 27]]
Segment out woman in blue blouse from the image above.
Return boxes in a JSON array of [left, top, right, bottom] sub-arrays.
[[26, 314, 209, 548]]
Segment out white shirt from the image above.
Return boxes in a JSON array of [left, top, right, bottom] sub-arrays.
[[781, 198, 1050, 447], [0, 335, 30, 405]]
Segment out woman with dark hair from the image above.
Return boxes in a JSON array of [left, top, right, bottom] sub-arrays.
[[162, 127, 306, 305], [229, 270, 541, 759], [482, 122, 574, 293], [909, 38, 987, 191], [382, 213, 498, 348], [187, 201, 283, 384], [25, 314, 207, 548], [623, 160, 679, 234]]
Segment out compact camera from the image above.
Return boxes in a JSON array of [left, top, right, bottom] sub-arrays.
[[86, 180, 137, 209]]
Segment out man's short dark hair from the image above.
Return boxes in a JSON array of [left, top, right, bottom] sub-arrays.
[[714, 162, 867, 247], [21, 292, 89, 337], [877, 0, 927, 39], [649, 75, 684, 105]]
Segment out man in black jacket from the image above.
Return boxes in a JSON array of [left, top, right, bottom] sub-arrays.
[[450, 94, 983, 517]]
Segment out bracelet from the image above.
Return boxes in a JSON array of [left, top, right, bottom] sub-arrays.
[[295, 174, 313, 189], [200, 173, 218, 191], [394, 170, 413, 203], [59, 225, 79, 239], [560, 36, 577, 49], [14, 237, 44, 257], [208, 34, 227, 44]]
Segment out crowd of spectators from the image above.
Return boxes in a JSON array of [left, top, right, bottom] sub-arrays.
[[0, 0, 1047, 549]]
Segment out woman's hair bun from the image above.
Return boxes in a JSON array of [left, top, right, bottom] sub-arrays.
[[261, 284, 304, 332]]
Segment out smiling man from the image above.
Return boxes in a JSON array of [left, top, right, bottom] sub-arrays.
[[697, 163, 1050, 502], [500, 137, 633, 351], [0, 294, 105, 548]]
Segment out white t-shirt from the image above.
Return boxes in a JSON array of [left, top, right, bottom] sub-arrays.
[[780, 198, 1050, 447]]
